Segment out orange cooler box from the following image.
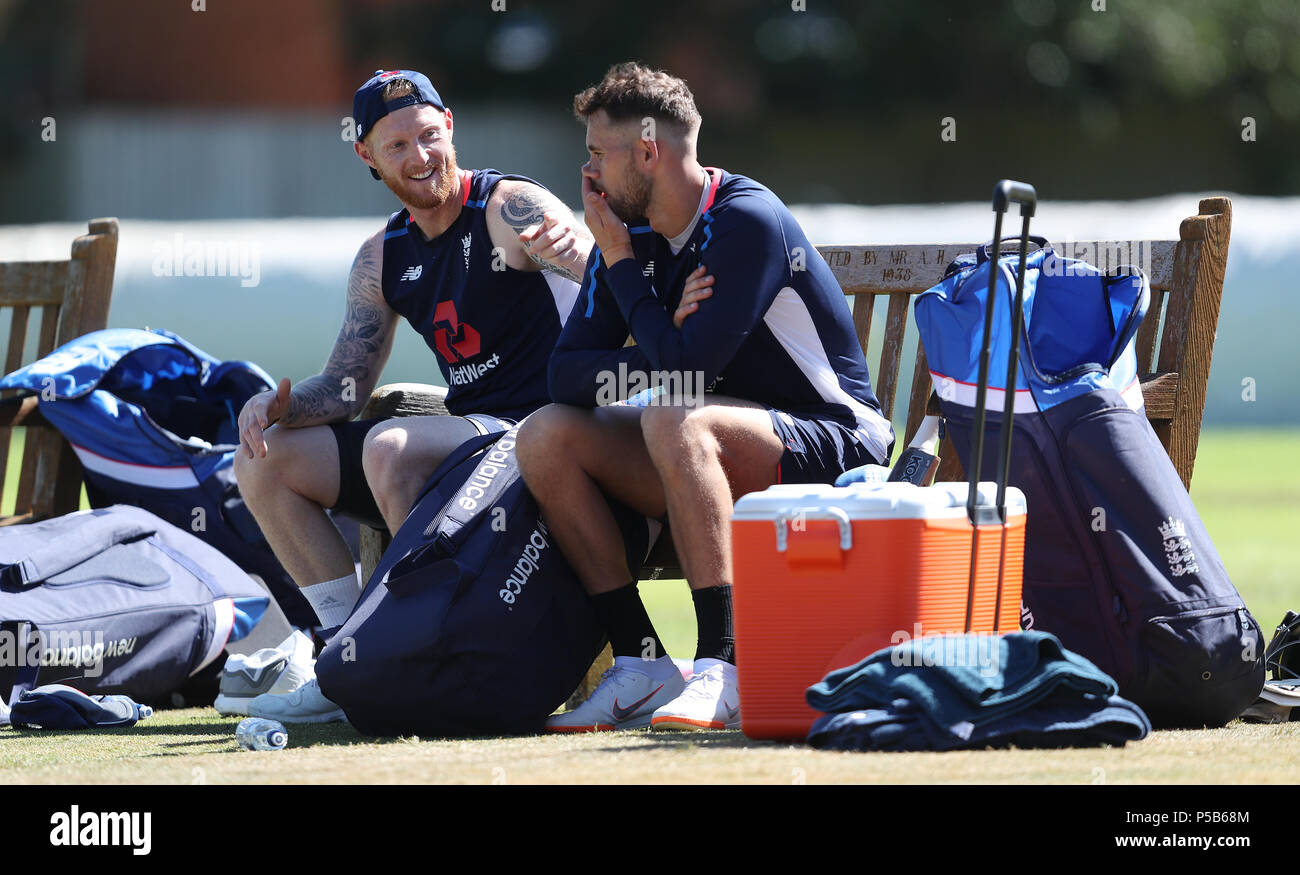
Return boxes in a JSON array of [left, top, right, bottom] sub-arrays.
[[731, 481, 1026, 740]]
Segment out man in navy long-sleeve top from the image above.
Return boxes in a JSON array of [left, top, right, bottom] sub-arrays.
[[516, 63, 894, 732]]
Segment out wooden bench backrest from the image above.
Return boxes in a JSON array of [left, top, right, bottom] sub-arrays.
[[817, 196, 1231, 490], [0, 218, 119, 523], [356, 198, 1232, 586]]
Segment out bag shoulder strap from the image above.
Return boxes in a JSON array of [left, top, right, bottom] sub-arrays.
[[1, 512, 155, 588], [419, 431, 518, 554]]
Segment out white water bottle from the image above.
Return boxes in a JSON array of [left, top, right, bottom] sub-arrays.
[[235, 717, 288, 751]]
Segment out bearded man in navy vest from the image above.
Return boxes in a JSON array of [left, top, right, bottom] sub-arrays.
[[227, 70, 590, 723]]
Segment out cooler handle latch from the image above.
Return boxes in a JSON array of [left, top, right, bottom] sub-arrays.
[[774, 507, 853, 552]]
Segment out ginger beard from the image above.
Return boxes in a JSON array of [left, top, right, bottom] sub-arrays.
[[376, 141, 461, 211]]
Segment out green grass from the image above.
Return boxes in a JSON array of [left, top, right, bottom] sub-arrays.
[[3, 426, 1297, 784], [1, 428, 89, 516], [1187, 428, 1300, 634]]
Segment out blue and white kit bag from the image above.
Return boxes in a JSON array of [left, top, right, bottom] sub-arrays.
[[0, 505, 268, 713], [915, 240, 1263, 727], [0, 328, 313, 627]]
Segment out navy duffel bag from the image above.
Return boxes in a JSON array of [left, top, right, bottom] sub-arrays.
[[916, 241, 1264, 728], [317, 423, 653, 737]]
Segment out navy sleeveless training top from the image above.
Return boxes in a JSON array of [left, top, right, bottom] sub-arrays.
[[380, 168, 578, 420]]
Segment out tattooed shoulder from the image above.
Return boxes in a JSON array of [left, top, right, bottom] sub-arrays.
[[495, 183, 583, 281], [497, 182, 552, 233]]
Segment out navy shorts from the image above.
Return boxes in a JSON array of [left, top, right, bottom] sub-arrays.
[[328, 413, 514, 530], [767, 408, 887, 485]]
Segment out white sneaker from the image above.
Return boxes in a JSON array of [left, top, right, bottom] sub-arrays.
[[246, 678, 346, 724], [546, 659, 686, 732], [214, 630, 315, 717], [651, 658, 741, 730]]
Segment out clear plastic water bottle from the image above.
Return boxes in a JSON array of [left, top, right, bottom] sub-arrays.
[[235, 717, 288, 751]]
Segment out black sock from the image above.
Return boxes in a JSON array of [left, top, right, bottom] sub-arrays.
[[591, 582, 666, 660], [692, 585, 735, 664]]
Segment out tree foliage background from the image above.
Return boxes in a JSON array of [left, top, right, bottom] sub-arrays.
[[1, 0, 1297, 204]]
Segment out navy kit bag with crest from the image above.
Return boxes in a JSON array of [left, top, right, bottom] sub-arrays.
[[0, 328, 314, 627], [913, 181, 1263, 727], [316, 423, 652, 737], [0, 505, 269, 714]]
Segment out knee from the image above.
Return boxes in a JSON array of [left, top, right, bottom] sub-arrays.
[[641, 405, 709, 466], [516, 404, 578, 483], [360, 423, 408, 497], [233, 427, 286, 497]]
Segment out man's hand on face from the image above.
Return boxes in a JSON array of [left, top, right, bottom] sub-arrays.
[[582, 175, 634, 268], [673, 265, 715, 329]]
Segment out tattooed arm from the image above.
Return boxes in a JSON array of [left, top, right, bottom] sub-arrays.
[[485, 179, 591, 283], [278, 230, 398, 427]]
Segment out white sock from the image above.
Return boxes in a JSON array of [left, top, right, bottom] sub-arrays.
[[614, 653, 679, 680], [301, 574, 361, 628]]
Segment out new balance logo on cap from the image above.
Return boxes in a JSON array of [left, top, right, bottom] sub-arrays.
[[401, 265, 423, 282]]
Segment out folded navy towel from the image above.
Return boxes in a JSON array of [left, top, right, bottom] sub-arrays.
[[806, 631, 1131, 746], [808, 689, 1150, 751]]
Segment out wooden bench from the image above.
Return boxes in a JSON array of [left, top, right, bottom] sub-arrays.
[[0, 219, 120, 525], [356, 197, 1232, 697]]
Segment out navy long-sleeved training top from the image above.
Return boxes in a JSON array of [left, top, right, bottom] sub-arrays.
[[549, 167, 894, 463]]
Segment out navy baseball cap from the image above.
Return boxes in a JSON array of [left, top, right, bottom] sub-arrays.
[[353, 69, 446, 178]]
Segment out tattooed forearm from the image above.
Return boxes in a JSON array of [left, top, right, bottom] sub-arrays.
[[279, 234, 392, 427], [280, 375, 353, 426], [499, 184, 589, 282], [529, 254, 582, 283]]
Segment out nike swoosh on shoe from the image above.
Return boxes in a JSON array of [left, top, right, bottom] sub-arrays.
[[610, 684, 664, 722]]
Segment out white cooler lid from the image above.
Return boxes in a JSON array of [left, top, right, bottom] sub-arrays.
[[732, 481, 1026, 522]]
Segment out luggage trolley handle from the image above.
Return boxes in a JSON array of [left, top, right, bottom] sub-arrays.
[[774, 507, 852, 553], [966, 179, 1036, 527], [964, 179, 1036, 634]]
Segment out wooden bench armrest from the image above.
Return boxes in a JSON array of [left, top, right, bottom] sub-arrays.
[[359, 383, 450, 420], [356, 383, 451, 576], [1139, 372, 1179, 422]]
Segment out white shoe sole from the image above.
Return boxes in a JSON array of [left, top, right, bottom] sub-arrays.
[[650, 714, 741, 731], [545, 713, 655, 733], [246, 705, 346, 724], [213, 694, 252, 717]]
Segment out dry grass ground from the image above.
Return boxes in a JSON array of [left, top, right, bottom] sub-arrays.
[[3, 709, 1298, 785], [1, 428, 1297, 785]]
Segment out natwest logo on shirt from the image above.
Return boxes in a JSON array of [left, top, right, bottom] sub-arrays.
[[432, 300, 481, 362], [448, 352, 501, 386]]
